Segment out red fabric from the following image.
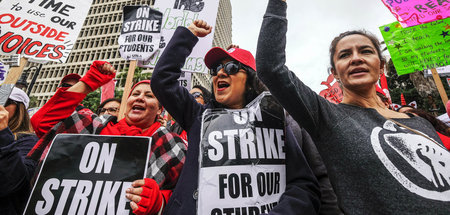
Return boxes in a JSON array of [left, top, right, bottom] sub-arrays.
[[179, 130, 187, 142], [100, 118, 161, 136], [101, 79, 115, 103], [379, 72, 390, 100], [132, 178, 163, 215], [79, 61, 116, 91], [31, 88, 86, 138], [401, 93, 406, 106], [437, 132, 450, 150]]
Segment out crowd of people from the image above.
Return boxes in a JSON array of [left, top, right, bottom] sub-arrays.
[[1, 0, 449, 214]]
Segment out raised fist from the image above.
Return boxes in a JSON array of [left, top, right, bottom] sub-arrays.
[[188, 20, 212, 38]]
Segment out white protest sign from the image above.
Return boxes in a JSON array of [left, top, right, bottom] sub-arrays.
[[198, 92, 286, 214], [179, 71, 192, 89], [425, 65, 450, 77], [118, 6, 163, 61], [0, 0, 92, 63], [138, 0, 220, 73], [24, 134, 151, 215], [0, 62, 10, 86]]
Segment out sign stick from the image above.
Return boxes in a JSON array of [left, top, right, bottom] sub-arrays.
[[0, 57, 28, 105], [118, 60, 137, 120], [430, 68, 448, 106]]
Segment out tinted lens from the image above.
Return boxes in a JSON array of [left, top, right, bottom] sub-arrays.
[[59, 83, 73, 88], [191, 92, 203, 99], [223, 62, 240, 75], [209, 62, 240, 76]]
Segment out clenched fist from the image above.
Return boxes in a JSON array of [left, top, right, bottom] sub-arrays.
[[188, 20, 212, 38]]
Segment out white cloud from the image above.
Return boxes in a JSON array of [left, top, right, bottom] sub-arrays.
[[230, 0, 397, 93]]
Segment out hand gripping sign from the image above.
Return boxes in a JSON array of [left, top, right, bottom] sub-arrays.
[[118, 6, 163, 61], [198, 92, 286, 215], [24, 134, 151, 215]]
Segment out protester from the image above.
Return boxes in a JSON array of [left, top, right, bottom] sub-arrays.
[[140, 20, 320, 214], [256, 0, 449, 213], [169, 85, 212, 141], [0, 87, 39, 214], [27, 61, 187, 215], [96, 97, 121, 117]]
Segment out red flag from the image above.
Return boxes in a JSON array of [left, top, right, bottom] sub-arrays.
[[401, 93, 406, 106], [101, 79, 116, 103]]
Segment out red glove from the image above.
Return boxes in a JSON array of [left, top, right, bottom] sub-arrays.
[[133, 178, 164, 215], [79, 61, 116, 91]]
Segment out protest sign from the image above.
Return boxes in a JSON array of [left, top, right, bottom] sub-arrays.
[[198, 92, 286, 214], [0, 57, 27, 106], [380, 18, 450, 76], [381, 0, 450, 27], [0, 0, 92, 63], [118, 6, 163, 61], [179, 71, 192, 89], [24, 134, 151, 215], [425, 64, 450, 77], [138, 0, 220, 73], [0, 61, 10, 86], [319, 73, 342, 104]]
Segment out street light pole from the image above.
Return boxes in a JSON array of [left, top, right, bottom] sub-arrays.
[[26, 64, 43, 95]]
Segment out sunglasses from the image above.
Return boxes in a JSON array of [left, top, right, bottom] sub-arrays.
[[98, 107, 118, 114], [209, 61, 243, 76], [59, 83, 74, 88], [191, 92, 203, 99]]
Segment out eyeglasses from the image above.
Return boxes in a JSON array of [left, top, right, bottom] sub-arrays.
[[59, 83, 73, 88], [98, 107, 119, 114], [209, 61, 243, 76], [4, 99, 18, 107], [191, 92, 203, 99]]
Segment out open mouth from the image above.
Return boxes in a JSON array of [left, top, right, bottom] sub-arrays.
[[217, 81, 230, 91], [131, 105, 145, 111]]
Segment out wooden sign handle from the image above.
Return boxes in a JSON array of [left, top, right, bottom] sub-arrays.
[[430, 68, 448, 106], [118, 60, 137, 121]]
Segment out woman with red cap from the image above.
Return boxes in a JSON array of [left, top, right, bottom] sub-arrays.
[[146, 20, 320, 214], [29, 61, 187, 215]]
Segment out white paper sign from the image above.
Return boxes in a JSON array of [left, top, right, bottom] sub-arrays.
[[198, 93, 286, 214], [118, 6, 163, 61], [138, 0, 220, 73], [0, 0, 92, 63], [178, 71, 192, 89]]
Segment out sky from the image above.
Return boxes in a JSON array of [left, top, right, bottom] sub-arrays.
[[229, 0, 398, 93]]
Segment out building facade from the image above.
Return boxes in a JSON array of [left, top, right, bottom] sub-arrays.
[[22, 0, 232, 107]]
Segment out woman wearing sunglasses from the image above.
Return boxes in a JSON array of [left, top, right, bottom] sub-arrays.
[[0, 87, 39, 214], [145, 20, 320, 214]]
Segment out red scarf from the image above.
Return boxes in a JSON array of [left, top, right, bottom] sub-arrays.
[[100, 118, 161, 137]]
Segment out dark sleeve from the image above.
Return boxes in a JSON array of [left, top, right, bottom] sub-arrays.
[[256, 0, 336, 137], [0, 129, 38, 197], [151, 27, 204, 133], [268, 126, 321, 214]]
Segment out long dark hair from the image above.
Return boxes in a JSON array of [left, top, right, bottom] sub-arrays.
[[405, 109, 450, 136], [8, 102, 32, 133], [210, 65, 268, 108]]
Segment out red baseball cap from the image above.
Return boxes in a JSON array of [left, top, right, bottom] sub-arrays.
[[204, 47, 256, 71], [60, 73, 81, 84]]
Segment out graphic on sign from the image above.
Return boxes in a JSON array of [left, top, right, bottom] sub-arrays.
[[197, 92, 286, 214], [139, 0, 220, 73], [381, 0, 450, 27], [24, 134, 151, 215], [380, 18, 450, 75], [118, 6, 163, 61], [0, 0, 92, 63], [0, 62, 10, 86], [319, 73, 342, 104]]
